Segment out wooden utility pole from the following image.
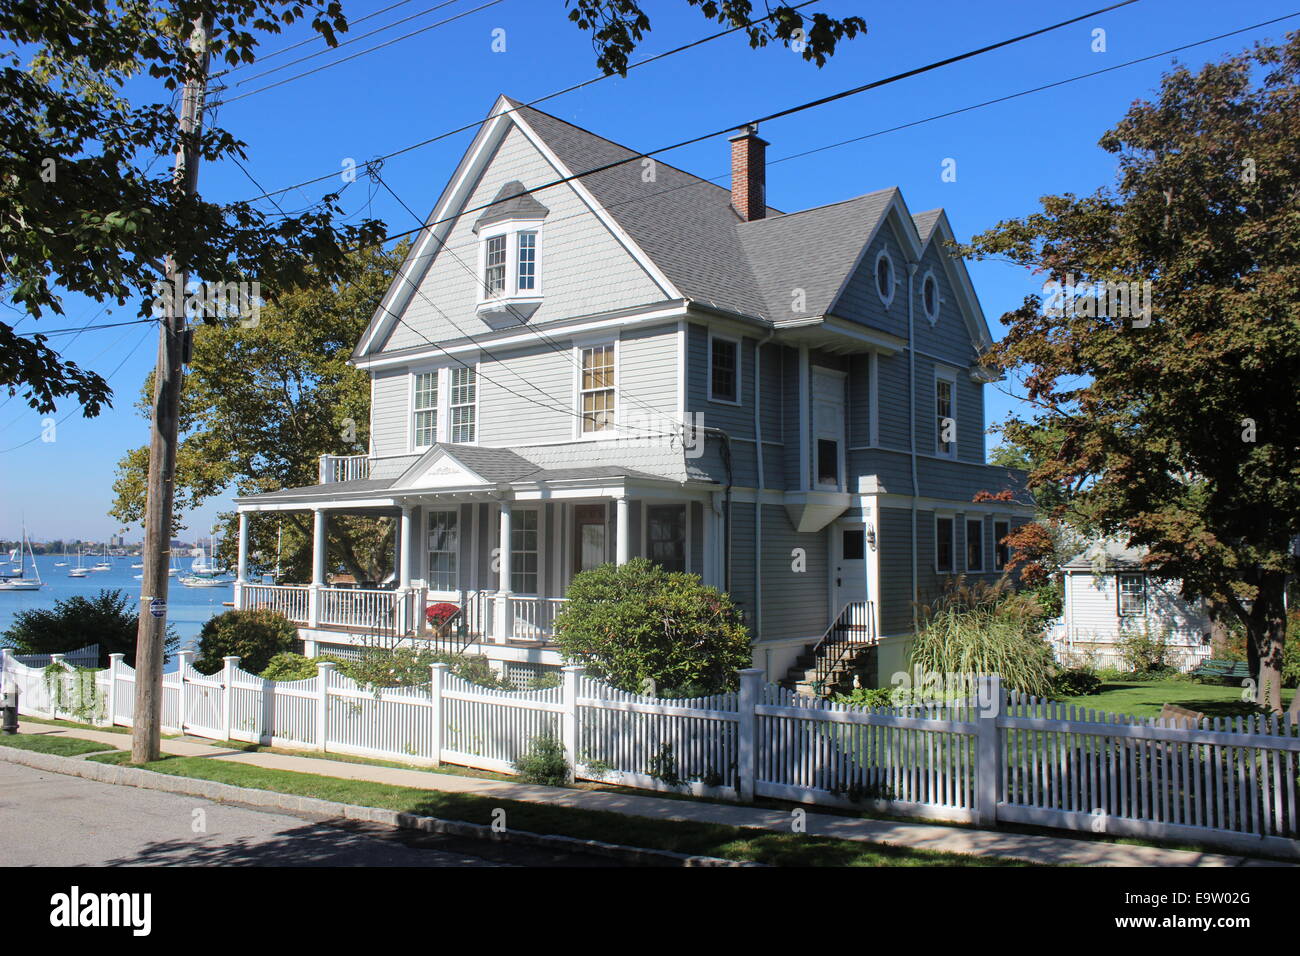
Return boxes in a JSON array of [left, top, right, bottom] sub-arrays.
[[132, 15, 211, 764]]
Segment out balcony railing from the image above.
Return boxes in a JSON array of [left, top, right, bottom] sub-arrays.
[[318, 454, 370, 484]]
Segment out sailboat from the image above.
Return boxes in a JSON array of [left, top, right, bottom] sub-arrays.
[[0, 526, 43, 591], [90, 542, 112, 572], [68, 546, 89, 577], [180, 534, 229, 588], [54, 544, 68, 567]]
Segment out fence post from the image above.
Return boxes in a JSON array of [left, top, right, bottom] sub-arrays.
[[975, 674, 1003, 827], [175, 650, 193, 734], [315, 661, 335, 753], [430, 663, 447, 766], [737, 668, 763, 802], [561, 665, 584, 782], [106, 654, 123, 728], [50, 654, 66, 719], [221, 656, 239, 742]]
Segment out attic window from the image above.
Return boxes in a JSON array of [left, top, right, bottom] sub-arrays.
[[474, 180, 548, 314], [922, 272, 939, 323], [874, 250, 895, 307]]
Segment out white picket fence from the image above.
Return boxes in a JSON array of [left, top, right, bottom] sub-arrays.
[[1050, 635, 1212, 673], [5, 650, 1298, 857]]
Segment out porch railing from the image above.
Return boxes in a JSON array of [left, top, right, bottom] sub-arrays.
[[319, 586, 408, 631], [241, 583, 310, 624], [318, 454, 370, 484], [511, 596, 568, 642]]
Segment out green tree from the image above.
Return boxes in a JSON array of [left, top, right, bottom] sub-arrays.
[[1, 588, 179, 667], [553, 559, 751, 696], [1, 0, 384, 413], [110, 243, 402, 581], [965, 36, 1300, 712]]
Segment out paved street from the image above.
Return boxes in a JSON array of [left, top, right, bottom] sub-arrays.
[[0, 762, 619, 867]]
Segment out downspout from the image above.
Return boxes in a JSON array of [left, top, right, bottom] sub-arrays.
[[752, 330, 775, 639], [907, 261, 920, 629]]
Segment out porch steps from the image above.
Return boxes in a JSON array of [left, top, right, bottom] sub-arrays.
[[777, 605, 877, 697]]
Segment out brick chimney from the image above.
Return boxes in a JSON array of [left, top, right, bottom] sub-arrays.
[[729, 124, 768, 222]]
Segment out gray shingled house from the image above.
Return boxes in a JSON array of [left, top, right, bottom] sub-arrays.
[[231, 95, 1032, 689]]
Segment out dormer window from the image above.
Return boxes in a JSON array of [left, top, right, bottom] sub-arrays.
[[474, 180, 549, 317]]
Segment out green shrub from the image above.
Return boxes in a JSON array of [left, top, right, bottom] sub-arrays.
[[1, 588, 178, 667], [831, 686, 896, 709], [513, 734, 570, 786], [259, 652, 349, 682], [332, 646, 510, 690], [553, 558, 751, 695], [1116, 625, 1174, 676], [909, 598, 1057, 697], [1050, 667, 1102, 697], [193, 609, 299, 675]]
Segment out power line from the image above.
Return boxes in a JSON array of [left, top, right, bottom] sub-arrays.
[[367, 0, 1144, 251], [221, 0, 468, 87], [217, 0, 428, 73], [211, 0, 508, 107], [375, 8, 1300, 273], [238, 0, 824, 203], [14, 317, 160, 338]]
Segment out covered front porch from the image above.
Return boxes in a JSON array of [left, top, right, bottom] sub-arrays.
[[232, 452, 721, 656]]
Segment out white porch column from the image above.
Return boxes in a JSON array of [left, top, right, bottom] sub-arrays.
[[397, 504, 414, 636], [615, 495, 631, 565], [495, 500, 513, 644], [309, 508, 327, 628], [236, 511, 250, 583]]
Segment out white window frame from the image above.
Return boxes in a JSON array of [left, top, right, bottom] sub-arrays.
[[921, 268, 941, 324], [477, 219, 544, 311], [448, 364, 478, 444], [965, 517, 984, 572], [409, 366, 441, 452], [573, 336, 619, 440], [874, 248, 896, 309], [707, 333, 742, 405], [425, 508, 460, 594], [993, 519, 1011, 571], [1118, 573, 1146, 617], [935, 367, 958, 459], [934, 513, 955, 573]]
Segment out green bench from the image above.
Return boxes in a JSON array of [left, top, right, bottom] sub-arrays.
[[1191, 659, 1251, 683]]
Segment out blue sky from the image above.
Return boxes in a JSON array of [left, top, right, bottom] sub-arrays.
[[3, 0, 1296, 541]]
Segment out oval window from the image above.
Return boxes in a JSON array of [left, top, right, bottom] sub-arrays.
[[875, 252, 894, 303], [923, 274, 939, 321]]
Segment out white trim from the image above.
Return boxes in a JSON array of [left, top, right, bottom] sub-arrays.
[[706, 332, 743, 406], [474, 217, 546, 314], [874, 248, 897, 309], [920, 268, 941, 325], [572, 335, 619, 441], [933, 365, 958, 459]]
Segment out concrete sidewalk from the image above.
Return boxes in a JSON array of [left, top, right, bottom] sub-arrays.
[[13, 720, 1289, 868]]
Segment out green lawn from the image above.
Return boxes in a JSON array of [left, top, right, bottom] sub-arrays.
[[0, 733, 117, 756], [86, 751, 1028, 867], [1061, 679, 1292, 720]]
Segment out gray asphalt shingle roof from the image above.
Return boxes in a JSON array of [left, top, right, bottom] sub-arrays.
[[473, 180, 550, 232]]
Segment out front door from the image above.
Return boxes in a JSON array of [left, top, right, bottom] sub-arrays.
[[573, 504, 607, 575], [834, 522, 868, 609]]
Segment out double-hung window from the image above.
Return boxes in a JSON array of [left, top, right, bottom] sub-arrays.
[[709, 336, 739, 403], [966, 519, 984, 571], [994, 520, 1011, 571], [449, 366, 476, 443], [936, 517, 954, 572], [483, 235, 507, 298], [936, 376, 956, 457], [580, 343, 616, 434], [413, 372, 438, 449], [516, 231, 537, 292], [511, 510, 539, 594], [1118, 574, 1146, 616], [426, 510, 458, 591]]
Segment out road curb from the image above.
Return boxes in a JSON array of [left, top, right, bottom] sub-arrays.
[[0, 744, 760, 867]]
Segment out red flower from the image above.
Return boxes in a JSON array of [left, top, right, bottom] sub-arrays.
[[426, 602, 459, 625]]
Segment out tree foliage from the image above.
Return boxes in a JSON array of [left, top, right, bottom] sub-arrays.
[[1, 588, 179, 666], [964, 35, 1300, 711], [1, 0, 384, 414], [553, 558, 751, 695], [565, 0, 866, 75], [110, 242, 402, 580], [192, 608, 298, 674]]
